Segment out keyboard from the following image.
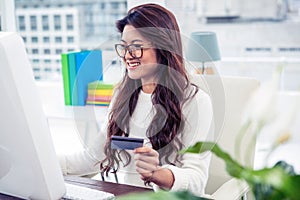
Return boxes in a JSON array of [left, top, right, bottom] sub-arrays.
[[63, 183, 115, 200]]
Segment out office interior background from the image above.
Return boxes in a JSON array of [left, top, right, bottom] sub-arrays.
[[1, 0, 300, 186], [0, 0, 299, 91]]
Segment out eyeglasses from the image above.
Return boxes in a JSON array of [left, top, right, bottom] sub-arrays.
[[115, 43, 152, 59]]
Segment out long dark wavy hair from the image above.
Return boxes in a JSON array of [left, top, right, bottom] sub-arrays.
[[100, 3, 198, 175]]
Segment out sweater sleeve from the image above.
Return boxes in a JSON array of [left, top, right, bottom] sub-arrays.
[[58, 131, 107, 176], [57, 117, 108, 176], [58, 90, 119, 176], [153, 89, 213, 196]]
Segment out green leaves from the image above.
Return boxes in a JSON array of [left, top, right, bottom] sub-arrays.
[[180, 141, 245, 178], [180, 141, 300, 200]]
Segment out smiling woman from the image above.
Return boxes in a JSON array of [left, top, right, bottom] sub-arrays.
[[117, 25, 158, 85], [60, 3, 214, 197]]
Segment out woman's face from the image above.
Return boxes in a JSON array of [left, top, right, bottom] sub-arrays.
[[121, 25, 158, 85]]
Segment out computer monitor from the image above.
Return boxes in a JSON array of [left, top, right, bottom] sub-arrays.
[[0, 32, 66, 199]]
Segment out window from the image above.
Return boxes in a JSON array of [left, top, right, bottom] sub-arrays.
[[44, 59, 51, 63], [13, 0, 128, 82], [32, 49, 39, 54], [18, 16, 26, 31], [44, 67, 52, 72], [55, 36, 62, 43], [44, 49, 51, 54], [42, 15, 49, 31], [67, 36, 74, 43], [66, 14, 74, 30], [54, 15, 61, 30], [55, 49, 62, 54], [22, 36, 27, 43], [111, 2, 119, 9], [100, 3, 105, 9], [31, 36, 38, 43], [43, 36, 50, 43], [30, 16, 37, 31], [33, 68, 40, 72]]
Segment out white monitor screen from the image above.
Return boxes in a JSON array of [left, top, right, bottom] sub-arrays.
[[0, 32, 66, 199]]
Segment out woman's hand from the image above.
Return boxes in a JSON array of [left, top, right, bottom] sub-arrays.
[[133, 146, 160, 181], [134, 146, 174, 189]]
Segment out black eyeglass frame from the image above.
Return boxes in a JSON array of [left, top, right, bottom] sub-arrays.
[[114, 43, 152, 59]]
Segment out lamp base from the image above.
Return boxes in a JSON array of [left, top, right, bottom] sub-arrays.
[[194, 67, 214, 75]]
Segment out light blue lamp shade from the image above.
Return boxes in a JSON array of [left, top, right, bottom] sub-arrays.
[[187, 32, 221, 62]]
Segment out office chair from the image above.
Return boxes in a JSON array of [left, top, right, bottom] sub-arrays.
[[190, 74, 260, 199]]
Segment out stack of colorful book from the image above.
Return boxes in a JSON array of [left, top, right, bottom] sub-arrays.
[[61, 50, 103, 106], [86, 81, 114, 106]]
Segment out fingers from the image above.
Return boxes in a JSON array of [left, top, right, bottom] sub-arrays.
[[135, 158, 159, 172], [134, 152, 159, 163], [134, 147, 159, 157], [133, 147, 159, 179], [133, 147, 159, 167], [134, 146, 152, 153], [135, 165, 153, 176], [135, 162, 155, 180]]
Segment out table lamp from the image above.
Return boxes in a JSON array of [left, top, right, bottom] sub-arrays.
[[186, 31, 221, 74]]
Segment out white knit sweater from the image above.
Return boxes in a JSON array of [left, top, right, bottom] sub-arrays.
[[59, 86, 213, 197]]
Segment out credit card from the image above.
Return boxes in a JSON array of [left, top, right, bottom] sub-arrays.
[[111, 135, 144, 150]]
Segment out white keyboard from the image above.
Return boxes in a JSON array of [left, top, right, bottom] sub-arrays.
[[63, 183, 115, 200]]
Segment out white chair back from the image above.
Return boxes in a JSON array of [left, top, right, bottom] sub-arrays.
[[189, 74, 260, 195]]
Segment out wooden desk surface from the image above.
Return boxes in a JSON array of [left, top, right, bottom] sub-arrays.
[[65, 176, 152, 196], [0, 176, 152, 199]]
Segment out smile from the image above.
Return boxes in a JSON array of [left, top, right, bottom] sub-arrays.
[[126, 61, 141, 69]]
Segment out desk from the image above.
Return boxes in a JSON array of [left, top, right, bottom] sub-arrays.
[[65, 176, 152, 196], [0, 176, 152, 199]]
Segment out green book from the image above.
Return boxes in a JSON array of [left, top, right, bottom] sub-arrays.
[[88, 80, 114, 90], [68, 52, 77, 105], [61, 53, 71, 105]]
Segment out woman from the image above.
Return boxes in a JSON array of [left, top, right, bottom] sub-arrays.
[[60, 3, 213, 196]]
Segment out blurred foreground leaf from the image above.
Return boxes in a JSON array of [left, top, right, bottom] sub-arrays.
[[117, 190, 210, 200], [180, 141, 300, 200]]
